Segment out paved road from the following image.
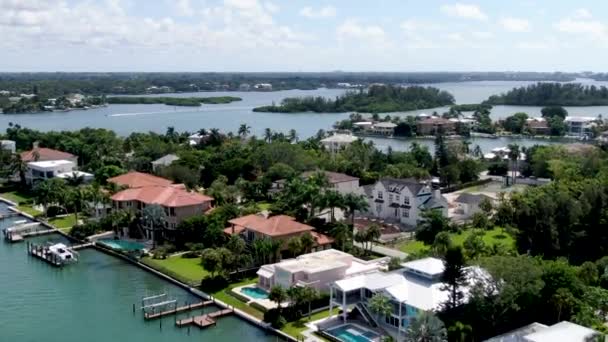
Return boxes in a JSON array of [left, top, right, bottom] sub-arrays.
[[354, 242, 408, 259]]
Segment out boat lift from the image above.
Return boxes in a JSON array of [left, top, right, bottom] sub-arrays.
[[140, 293, 177, 314]]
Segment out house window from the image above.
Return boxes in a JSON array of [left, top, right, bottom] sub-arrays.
[[169, 207, 175, 216], [403, 196, 410, 205], [377, 191, 383, 199], [396, 195, 400, 202], [389, 194, 393, 202], [385, 316, 399, 327], [375, 203, 382, 213], [247, 230, 255, 241], [402, 209, 409, 218]]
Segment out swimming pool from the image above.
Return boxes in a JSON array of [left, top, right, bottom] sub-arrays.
[[240, 286, 269, 299], [98, 239, 145, 251], [325, 324, 381, 342]]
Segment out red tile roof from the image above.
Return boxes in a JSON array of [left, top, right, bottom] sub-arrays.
[[226, 214, 314, 237], [20, 147, 76, 162], [111, 185, 213, 208], [311, 231, 334, 246], [108, 171, 173, 188]]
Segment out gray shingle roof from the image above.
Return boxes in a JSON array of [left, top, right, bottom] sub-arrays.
[[379, 178, 427, 195], [454, 193, 492, 205]]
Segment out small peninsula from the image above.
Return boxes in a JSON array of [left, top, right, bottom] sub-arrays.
[[106, 96, 242, 106], [252, 85, 455, 113], [484, 82, 608, 106]]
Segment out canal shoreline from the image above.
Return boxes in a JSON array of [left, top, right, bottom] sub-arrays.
[[0, 196, 296, 342]]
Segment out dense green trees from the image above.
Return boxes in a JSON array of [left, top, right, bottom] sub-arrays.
[[485, 82, 608, 106], [253, 85, 455, 113], [106, 96, 241, 106]]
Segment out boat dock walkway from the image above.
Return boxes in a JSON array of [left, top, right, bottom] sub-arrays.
[[27, 242, 65, 267], [70, 243, 94, 250], [10, 229, 59, 242], [175, 308, 234, 329], [144, 300, 214, 320]]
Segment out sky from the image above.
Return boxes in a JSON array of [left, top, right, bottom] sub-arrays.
[[1, 0, 608, 72]]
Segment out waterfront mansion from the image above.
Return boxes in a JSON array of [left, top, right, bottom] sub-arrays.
[[362, 178, 448, 228]]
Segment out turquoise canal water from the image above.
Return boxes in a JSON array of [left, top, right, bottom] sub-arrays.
[[0, 204, 276, 342]]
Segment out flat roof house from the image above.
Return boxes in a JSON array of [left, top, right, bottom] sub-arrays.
[[25, 160, 76, 185], [484, 321, 601, 342], [224, 214, 334, 256], [256, 249, 388, 291], [110, 172, 213, 240], [329, 257, 487, 341], [321, 133, 359, 153]]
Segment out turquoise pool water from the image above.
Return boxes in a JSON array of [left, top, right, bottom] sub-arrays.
[[98, 239, 145, 251], [326, 324, 380, 342], [240, 286, 269, 299]]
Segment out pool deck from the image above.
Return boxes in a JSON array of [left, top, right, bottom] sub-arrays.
[[233, 284, 288, 310]]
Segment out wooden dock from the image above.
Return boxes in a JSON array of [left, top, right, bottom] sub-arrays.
[[175, 308, 233, 329], [144, 300, 214, 320], [71, 243, 93, 250]]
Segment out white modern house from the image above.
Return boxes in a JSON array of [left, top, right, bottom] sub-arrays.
[[328, 257, 487, 341], [484, 321, 601, 342], [564, 116, 597, 138], [256, 249, 388, 292], [151, 154, 180, 172], [321, 134, 359, 153], [1, 140, 16, 154], [26, 160, 76, 185], [362, 178, 448, 227]]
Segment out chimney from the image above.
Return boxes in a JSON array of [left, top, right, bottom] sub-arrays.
[[433, 189, 441, 198], [33, 141, 39, 149]]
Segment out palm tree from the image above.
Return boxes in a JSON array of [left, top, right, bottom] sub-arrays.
[[405, 312, 448, 342], [288, 129, 298, 143], [331, 223, 352, 251], [300, 232, 315, 254], [507, 144, 520, 186], [342, 193, 369, 225], [365, 223, 381, 255], [64, 171, 85, 187], [142, 204, 167, 248], [70, 187, 88, 225], [286, 236, 302, 257], [238, 123, 251, 138], [268, 285, 287, 313], [9, 154, 28, 187], [323, 190, 345, 223], [368, 293, 393, 325], [264, 128, 273, 143]]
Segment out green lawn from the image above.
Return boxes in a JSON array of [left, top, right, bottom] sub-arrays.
[[206, 277, 263, 319], [142, 255, 210, 285], [15, 205, 42, 217], [282, 309, 332, 340], [397, 227, 515, 254], [0, 190, 33, 205], [48, 214, 79, 231]]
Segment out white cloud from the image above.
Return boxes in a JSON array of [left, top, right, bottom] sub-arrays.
[[555, 18, 607, 41], [400, 19, 439, 32], [573, 8, 592, 19], [336, 19, 387, 46], [472, 31, 493, 39], [264, 1, 279, 13], [445, 32, 464, 41], [500, 17, 530, 32], [173, 0, 193, 16], [299, 6, 336, 19], [440, 3, 487, 21]]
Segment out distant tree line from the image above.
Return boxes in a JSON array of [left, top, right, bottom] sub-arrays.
[[253, 85, 455, 113], [106, 96, 241, 106], [485, 82, 608, 106]]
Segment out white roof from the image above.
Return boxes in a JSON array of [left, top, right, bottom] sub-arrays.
[[523, 321, 599, 342], [353, 121, 373, 126], [565, 116, 596, 122], [257, 268, 274, 278], [373, 122, 397, 128], [56, 171, 94, 179], [152, 154, 180, 166], [28, 160, 74, 168], [321, 134, 359, 143], [401, 257, 445, 278], [334, 272, 404, 292]]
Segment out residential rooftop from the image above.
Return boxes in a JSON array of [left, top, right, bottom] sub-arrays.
[[111, 185, 213, 208], [20, 147, 76, 162], [225, 214, 316, 237], [108, 171, 174, 188], [28, 160, 74, 169], [301, 170, 359, 184], [485, 321, 601, 342], [320, 134, 359, 143]]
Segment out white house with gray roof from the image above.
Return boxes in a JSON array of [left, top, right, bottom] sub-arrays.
[[362, 178, 448, 227], [151, 154, 180, 172]]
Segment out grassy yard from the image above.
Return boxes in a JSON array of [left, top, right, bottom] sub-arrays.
[[0, 190, 33, 205], [48, 214, 79, 232], [206, 277, 263, 319], [142, 255, 210, 285], [15, 205, 42, 217], [281, 309, 332, 340], [397, 227, 515, 254]]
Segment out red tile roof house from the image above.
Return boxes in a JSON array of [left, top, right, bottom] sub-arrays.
[[109, 172, 213, 241], [20, 147, 78, 164], [224, 214, 334, 258]]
